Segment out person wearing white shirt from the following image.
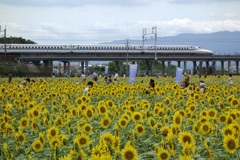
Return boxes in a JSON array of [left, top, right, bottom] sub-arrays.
[[114, 71, 118, 81]]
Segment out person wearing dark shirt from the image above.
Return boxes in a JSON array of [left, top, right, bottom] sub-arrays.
[[8, 72, 12, 83], [108, 75, 112, 83]]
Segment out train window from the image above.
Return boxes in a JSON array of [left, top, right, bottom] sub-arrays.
[[86, 47, 88, 49], [110, 47, 112, 49], [83, 47, 85, 49]]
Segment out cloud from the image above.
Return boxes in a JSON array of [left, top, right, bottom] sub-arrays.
[[0, 0, 160, 7], [5, 18, 240, 44]]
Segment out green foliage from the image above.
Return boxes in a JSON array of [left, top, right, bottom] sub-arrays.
[[0, 36, 36, 44]]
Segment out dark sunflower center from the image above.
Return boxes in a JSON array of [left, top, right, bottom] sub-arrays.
[[125, 151, 134, 159], [51, 130, 56, 136], [183, 136, 191, 143], [227, 140, 235, 149], [104, 120, 109, 126], [36, 143, 41, 149], [134, 115, 140, 120], [80, 138, 86, 145]]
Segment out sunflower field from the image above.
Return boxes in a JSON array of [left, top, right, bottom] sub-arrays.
[[0, 76, 239, 160]]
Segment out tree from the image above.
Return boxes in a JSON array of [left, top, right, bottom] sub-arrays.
[[0, 37, 36, 44]]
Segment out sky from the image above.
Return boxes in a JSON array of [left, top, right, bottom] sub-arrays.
[[0, 0, 240, 45]]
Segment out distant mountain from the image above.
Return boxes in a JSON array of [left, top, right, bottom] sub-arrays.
[[101, 31, 240, 55]]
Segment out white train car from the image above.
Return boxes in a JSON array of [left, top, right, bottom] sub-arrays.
[[0, 44, 213, 55]]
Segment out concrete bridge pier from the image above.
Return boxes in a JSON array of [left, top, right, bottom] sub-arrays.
[[63, 61, 67, 75], [193, 61, 196, 75], [212, 61, 216, 75], [120, 61, 123, 76], [145, 60, 149, 75], [43, 60, 53, 76], [236, 61, 239, 75], [81, 61, 84, 73], [184, 61, 187, 75], [228, 61, 231, 74], [206, 61, 209, 74], [177, 61, 181, 68], [137, 61, 140, 75], [221, 61, 224, 75], [115, 61, 119, 73], [85, 61, 88, 76], [167, 61, 171, 76], [162, 61, 165, 76], [68, 61, 70, 76], [199, 61, 203, 76], [151, 61, 154, 76]]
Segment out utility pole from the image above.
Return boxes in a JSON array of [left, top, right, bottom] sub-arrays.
[[126, 40, 129, 76], [142, 26, 158, 60], [0, 25, 7, 60]]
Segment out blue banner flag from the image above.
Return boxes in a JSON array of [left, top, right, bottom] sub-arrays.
[[175, 67, 183, 85], [129, 64, 138, 85], [105, 66, 108, 75]]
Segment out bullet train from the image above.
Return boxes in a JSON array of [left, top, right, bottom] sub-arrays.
[[0, 44, 213, 55]]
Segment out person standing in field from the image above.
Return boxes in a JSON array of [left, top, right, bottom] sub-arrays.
[[229, 74, 233, 86], [8, 72, 12, 83]]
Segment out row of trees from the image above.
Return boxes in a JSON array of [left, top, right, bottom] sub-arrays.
[[0, 37, 36, 44]]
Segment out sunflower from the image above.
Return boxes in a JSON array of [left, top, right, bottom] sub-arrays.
[[218, 102, 225, 110], [178, 131, 195, 147], [76, 134, 90, 148], [188, 105, 196, 113], [84, 107, 94, 120], [157, 110, 164, 118], [98, 105, 108, 116], [201, 122, 211, 135], [119, 118, 128, 128], [4, 103, 12, 111], [55, 116, 64, 128], [222, 126, 235, 137], [157, 149, 170, 160], [39, 132, 45, 145], [81, 96, 87, 103], [99, 133, 115, 148], [164, 116, 170, 125], [161, 126, 170, 137], [182, 88, 188, 94], [71, 107, 78, 118], [16, 130, 26, 143], [100, 117, 111, 128], [32, 140, 43, 152], [193, 123, 200, 134], [47, 126, 59, 140], [208, 97, 215, 107], [31, 119, 38, 131], [91, 145, 103, 158], [113, 136, 121, 152], [219, 116, 227, 126], [107, 100, 114, 108], [207, 109, 217, 119], [165, 97, 171, 106], [128, 105, 135, 113], [19, 117, 29, 129], [173, 112, 182, 127], [49, 138, 61, 149], [135, 124, 145, 135], [132, 112, 142, 123], [83, 123, 92, 134], [223, 135, 239, 154], [121, 141, 138, 160], [32, 108, 40, 119], [231, 98, 239, 108], [75, 97, 82, 106], [43, 117, 51, 127]]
